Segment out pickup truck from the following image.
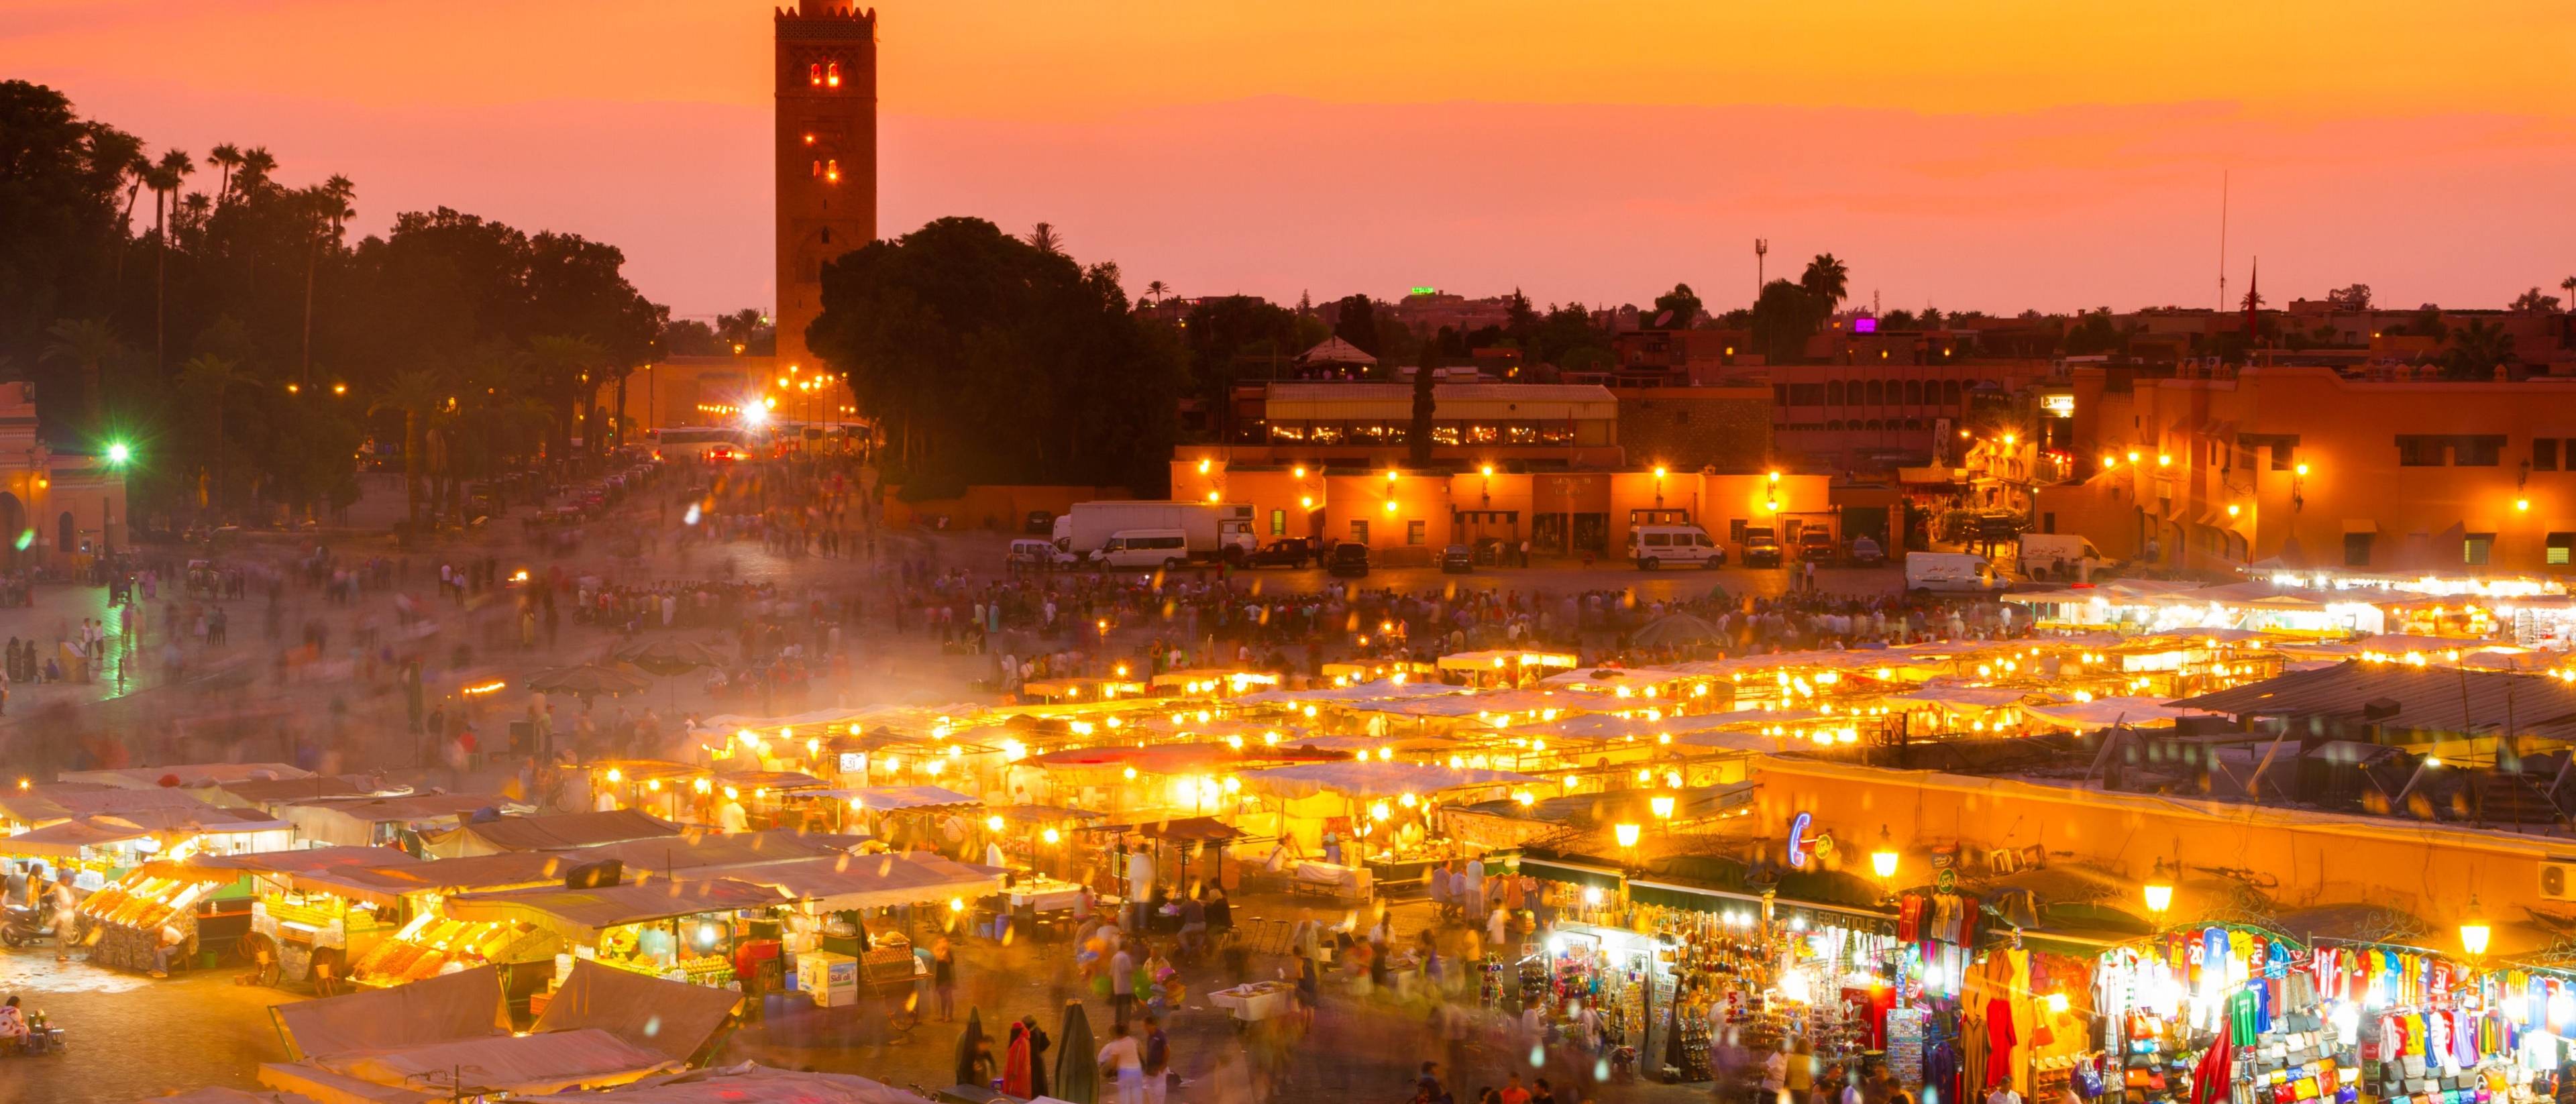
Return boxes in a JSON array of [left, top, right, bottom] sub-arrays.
[[1241, 538, 1317, 568], [1742, 527, 1784, 567]]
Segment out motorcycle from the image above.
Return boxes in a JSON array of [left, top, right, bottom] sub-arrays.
[[0, 903, 86, 948]]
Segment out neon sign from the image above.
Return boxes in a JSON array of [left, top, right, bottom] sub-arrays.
[[1409, 286, 1439, 296], [1851, 317, 1878, 334], [1787, 811, 1833, 869]]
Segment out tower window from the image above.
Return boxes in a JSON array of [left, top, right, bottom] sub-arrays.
[[824, 159, 840, 184], [820, 227, 831, 244], [808, 63, 822, 87], [826, 61, 841, 88], [810, 160, 821, 177]]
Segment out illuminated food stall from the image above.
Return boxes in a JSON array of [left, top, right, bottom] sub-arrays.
[[317, 852, 580, 989], [278, 793, 523, 850], [419, 809, 681, 858], [1438, 650, 1580, 689], [441, 876, 790, 988]]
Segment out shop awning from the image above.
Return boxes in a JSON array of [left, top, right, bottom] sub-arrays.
[[712, 771, 835, 793], [1517, 857, 1623, 892], [441, 878, 789, 944], [530, 958, 744, 1062], [271, 964, 514, 1061], [508, 1062, 927, 1104], [295, 852, 579, 909], [586, 830, 847, 874], [309, 1029, 682, 1097], [1084, 816, 1246, 843]]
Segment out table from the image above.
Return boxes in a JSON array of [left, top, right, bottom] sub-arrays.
[[1007, 879, 1085, 912], [1288, 861, 1371, 899], [1208, 982, 1295, 1023]]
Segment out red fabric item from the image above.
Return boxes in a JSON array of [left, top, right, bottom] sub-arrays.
[[1004, 1026, 1033, 1097], [1900, 894, 1923, 942], [2192, 1038, 2235, 1104], [1985, 997, 2018, 1087]]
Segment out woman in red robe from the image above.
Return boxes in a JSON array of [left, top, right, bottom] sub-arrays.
[[1003, 1019, 1033, 1097]]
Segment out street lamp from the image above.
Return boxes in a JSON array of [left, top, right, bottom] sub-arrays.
[[105, 442, 131, 466], [1650, 794, 1676, 820], [2143, 858, 2174, 918], [1614, 823, 1641, 848], [2461, 895, 2491, 959], [1870, 825, 1899, 880]]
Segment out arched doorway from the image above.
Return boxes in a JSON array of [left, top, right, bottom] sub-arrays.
[[0, 492, 22, 567], [58, 510, 75, 555]]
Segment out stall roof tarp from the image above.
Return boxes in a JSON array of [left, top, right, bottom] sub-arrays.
[[531, 959, 743, 1062], [314, 1028, 683, 1097], [298, 851, 578, 909], [60, 763, 312, 789], [213, 776, 394, 808], [1236, 678, 1460, 707], [1897, 684, 2035, 710], [0, 784, 240, 826], [1086, 816, 1246, 843], [422, 810, 682, 857], [136, 1087, 329, 1104], [1437, 650, 1578, 672], [1028, 744, 1254, 775], [1515, 710, 1811, 745], [714, 852, 1004, 912], [512, 1062, 924, 1104], [0, 816, 165, 857], [280, 795, 519, 846], [2022, 696, 2220, 732], [443, 878, 788, 942], [272, 963, 513, 1061], [589, 830, 849, 873], [256, 1062, 440, 1104], [825, 785, 980, 812], [712, 771, 835, 792], [1369, 689, 1593, 718], [1238, 761, 1535, 800], [2170, 660, 2576, 740]]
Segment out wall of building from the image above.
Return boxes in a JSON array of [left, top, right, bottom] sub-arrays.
[[0, 382, 127, 563], [2039, 365, 2576, 575], [1613, 387, 1774, 474]]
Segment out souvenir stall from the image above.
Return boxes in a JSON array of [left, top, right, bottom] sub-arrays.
[[2093, 924, 2339, 1104]]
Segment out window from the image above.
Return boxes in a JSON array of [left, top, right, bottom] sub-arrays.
[[1904, 380, 1924, 405], [1826, 381, 1845, 405], [820, 227, 831, 244], [1348, 520, 1368, 543], [2537, 439, 2561, 472], [1788, 383, 1826, 406], [2455, 437, 2503, 466], [1269, 509, 1287, 537], [1729, 519, 1748, 542], [2396, 436, 2449, 467], [1866, 380, 1886, 405], [1943, 380, 1963, 405], [2344, 533, 2373, 566], [2465, 533, 2496, 566], [2270, 445, 2294, 472], [2549, 533, 2575, 567], [1406, 520, 1427, 545]]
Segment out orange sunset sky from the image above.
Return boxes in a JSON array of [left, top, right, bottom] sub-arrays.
[[7, 0, 2572, 320]]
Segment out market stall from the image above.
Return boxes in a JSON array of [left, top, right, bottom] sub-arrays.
[[441, 876, 791, 989]]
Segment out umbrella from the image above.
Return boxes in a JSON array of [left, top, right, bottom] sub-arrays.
[[955, 1006, 986, 1087], [1053, 999, 1097, 1104], [612, 637, 728, 677], [525, 664, 651, 696], [1631, 612, 1722, 647]]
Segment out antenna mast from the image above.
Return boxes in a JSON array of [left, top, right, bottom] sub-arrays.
[[1754, 238, 1769, 300], [2216, 170, 2230, 313]]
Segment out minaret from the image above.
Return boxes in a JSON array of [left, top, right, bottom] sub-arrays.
[[774, 1, 877, 374]]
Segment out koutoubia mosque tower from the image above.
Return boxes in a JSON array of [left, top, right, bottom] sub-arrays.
[[773, 1, 877, 372]]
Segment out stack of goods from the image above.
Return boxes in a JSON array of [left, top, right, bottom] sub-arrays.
[[1886, 1007, 1927, 1089], [79, 877, 209, 971], [678, 952, 735, 986], [352, 918, 551, 987]]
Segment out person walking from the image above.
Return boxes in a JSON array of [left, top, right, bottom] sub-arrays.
[[1110, 941, 1137, 1032], [1142, 1013, 1171, 1104], [1099, 1024, 1147, 1104], [932, 934, 957, 1022]]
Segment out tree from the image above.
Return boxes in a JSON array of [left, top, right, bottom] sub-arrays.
[[1650, 283, 1702, 329], [806, 216, 1182, 492], [1330, 294, 1379, 355], [1750, 280, 1821, 364], [40, 317, 122, 431], [368, 368, 443, 529], [1407, 339, 1438, 467], [2394, 305, 2449, 343], [176, 352, 247, 518], [148, 148, 194, 371], [1144, 280, 1171, 305], [1921, 305, 1945, 329], [2510, 287, 2562, 313], [207, 144, 241, 204], [1800, 254, 1849, 311], [518, 334, 605, 460], [2063, 307, 2127, 356], [300, 174, 355, 385], [2325, 283, 2373, 311], [1026, 221, 1064, 256], [716, 308, 765, 353], [2441, 319, 2514, 380], [1880, 308, 1917, 330]]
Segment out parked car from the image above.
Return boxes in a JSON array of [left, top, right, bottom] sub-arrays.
[[1847, 535, 1886, 567], [1905, 551, 2008, 596], [1797, 529, 1839, 563], [1024, 510, 1055, 535], [1007, 538, 1074, 572], [1741, 526, 1784, 567], [1627, 525, 1725, 569], [1326, 541, 1372, 577], [1243, 538, 1318, 568], [1440, 545, 1474, 573]]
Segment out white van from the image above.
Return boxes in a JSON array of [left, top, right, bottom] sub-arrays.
[[1096, 528, 1191, 569], [2016, 533, 2118, 582], [1905, 551, 2008, 596], [1008, 538, 1077, 572], [1627, 525, 1727, 569]]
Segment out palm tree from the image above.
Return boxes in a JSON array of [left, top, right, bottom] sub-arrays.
[[1801, 254, 1850, 311], [2441, 318, 2515, 380], [2561, 276, 2576, 313], [300, 176, 356, 386], [176, 354, 248, 519], [150, 149, 194, 373], [177, 192, 210, 238], [1144, 280, 1171, 305], [1028, 222, 1065, 256], [235, 146, 278, 195], [2510, 287, 2562, 313], [117, 149, 151, 236], [368, 369, 443, 529], [41, 319, 124, 430], [716, 309, 763, 353], [519, 335, 606, 461], [207, 144, 242, 205]]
